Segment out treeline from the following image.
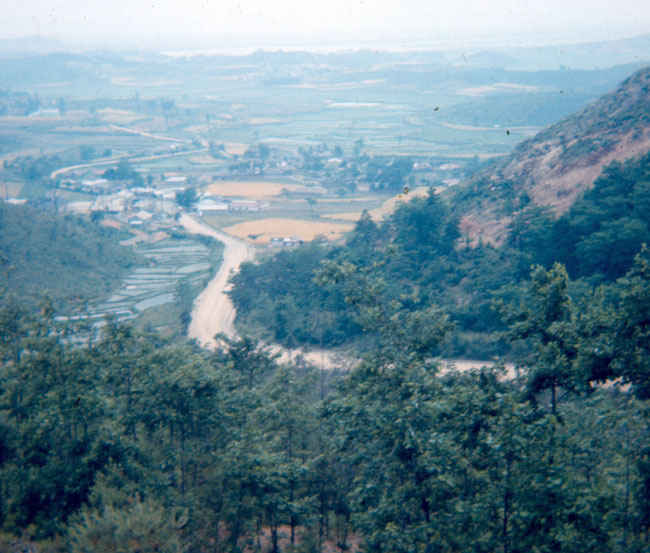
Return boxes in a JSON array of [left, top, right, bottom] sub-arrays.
[[231, 152, 650, 357], [1, 252, 649, 552], [231, 189, 518, 356], [0, 202, 138, 311]]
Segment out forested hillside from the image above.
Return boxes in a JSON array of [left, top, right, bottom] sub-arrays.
[[1, 251, 649, 552], [231, 121, 650, 359], [508, 151, 650, 281], [0, 202, 138, 309]]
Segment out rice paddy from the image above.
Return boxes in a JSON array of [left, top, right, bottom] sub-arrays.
[[75, 238, 217, 324]]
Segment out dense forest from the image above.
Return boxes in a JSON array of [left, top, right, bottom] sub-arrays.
[[1, 246, 649, 551], [0, 202, 138, 310], [230, 152, 650, 358]]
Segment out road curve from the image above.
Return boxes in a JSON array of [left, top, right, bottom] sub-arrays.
[[178, 215, 498, 374], [49, 148, 208, 180], [179, 214, 255, 348]]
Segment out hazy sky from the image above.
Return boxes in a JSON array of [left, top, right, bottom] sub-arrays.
[[3, 0, 650, 49]]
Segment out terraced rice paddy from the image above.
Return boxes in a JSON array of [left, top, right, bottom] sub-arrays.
[[73, 238, 216, 324]]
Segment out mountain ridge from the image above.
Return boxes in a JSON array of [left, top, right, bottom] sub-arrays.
[[457, 65, 650, 246]]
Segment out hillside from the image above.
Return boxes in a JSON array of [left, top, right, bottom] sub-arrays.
[[0, 202, 138, 309], [457, 65, 650, 245], [229, 67, 650, 358]]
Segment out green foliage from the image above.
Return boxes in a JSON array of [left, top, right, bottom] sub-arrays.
[[102, 159, 144, 186], [364, 157, 413, 191], [2, 153, 62, 181], [68, 496, 187, 553], [577, 247, 650, 398], [0, 202, 138, 310], [230, 239, 359, 347], [0, 280, 648, 553], [230, 189, 511, 356], [551, 152, 650, 280], [497, 264, 577, 412], [174, 188, 197, 209], [231, 152, 650, 361], [504, 151, 650, 282]]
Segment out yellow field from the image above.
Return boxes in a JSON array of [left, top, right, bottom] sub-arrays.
[[316, 196, 377, 203], [223, 218, 354, 243], [324, 186, 431, 222], [324, 211, 365, 222], [205, 180, 312, 198], [224, 143, 248, 155]]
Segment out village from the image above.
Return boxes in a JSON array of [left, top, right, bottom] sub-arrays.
[[60, 170, 274, 244], [0, 133, 465, 253]]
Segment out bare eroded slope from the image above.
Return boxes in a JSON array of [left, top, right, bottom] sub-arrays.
[[459, 66, 650, 246]]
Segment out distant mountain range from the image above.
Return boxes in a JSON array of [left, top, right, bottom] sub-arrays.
[[0, 35, 67, 55], [457, 65, 650, 245], [1, 32, 649, 70], [458, 33, 650, 70]]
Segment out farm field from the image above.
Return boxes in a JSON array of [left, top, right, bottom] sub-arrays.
[[323, 186, 431, 222], [222, 217, 354, 243], [205, 179, 312, 198]]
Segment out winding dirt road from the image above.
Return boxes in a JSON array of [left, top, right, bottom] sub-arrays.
[[49, 148, 207, 179], [179, 214, 355, 368], [180, 214, 255, 347], [178, 218, 503, 374]]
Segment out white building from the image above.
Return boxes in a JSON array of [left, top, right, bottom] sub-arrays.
[[196, 198, 229, 212]]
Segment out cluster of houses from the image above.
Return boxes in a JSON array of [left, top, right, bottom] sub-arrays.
[[270, 236, 304, 248], [66, 186, 180, 221], [57, 169, 276, 245]]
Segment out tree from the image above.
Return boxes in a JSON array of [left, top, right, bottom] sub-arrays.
[[499, 263, 577, 413], [175, 188, 197, 210], [102, 160, 143, 186], [68, 496, 188, 553], [602, 246, 650, 398]]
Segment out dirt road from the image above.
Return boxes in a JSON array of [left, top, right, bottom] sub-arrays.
[[49, 148, 207, 179], [180, 214, 255, 347], [109, 124, 191, 143], [179, 215, 508, 374], [179, 215, 354, 367]]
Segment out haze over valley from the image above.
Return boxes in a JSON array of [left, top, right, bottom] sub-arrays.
[[1, 12, 650, 552]]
